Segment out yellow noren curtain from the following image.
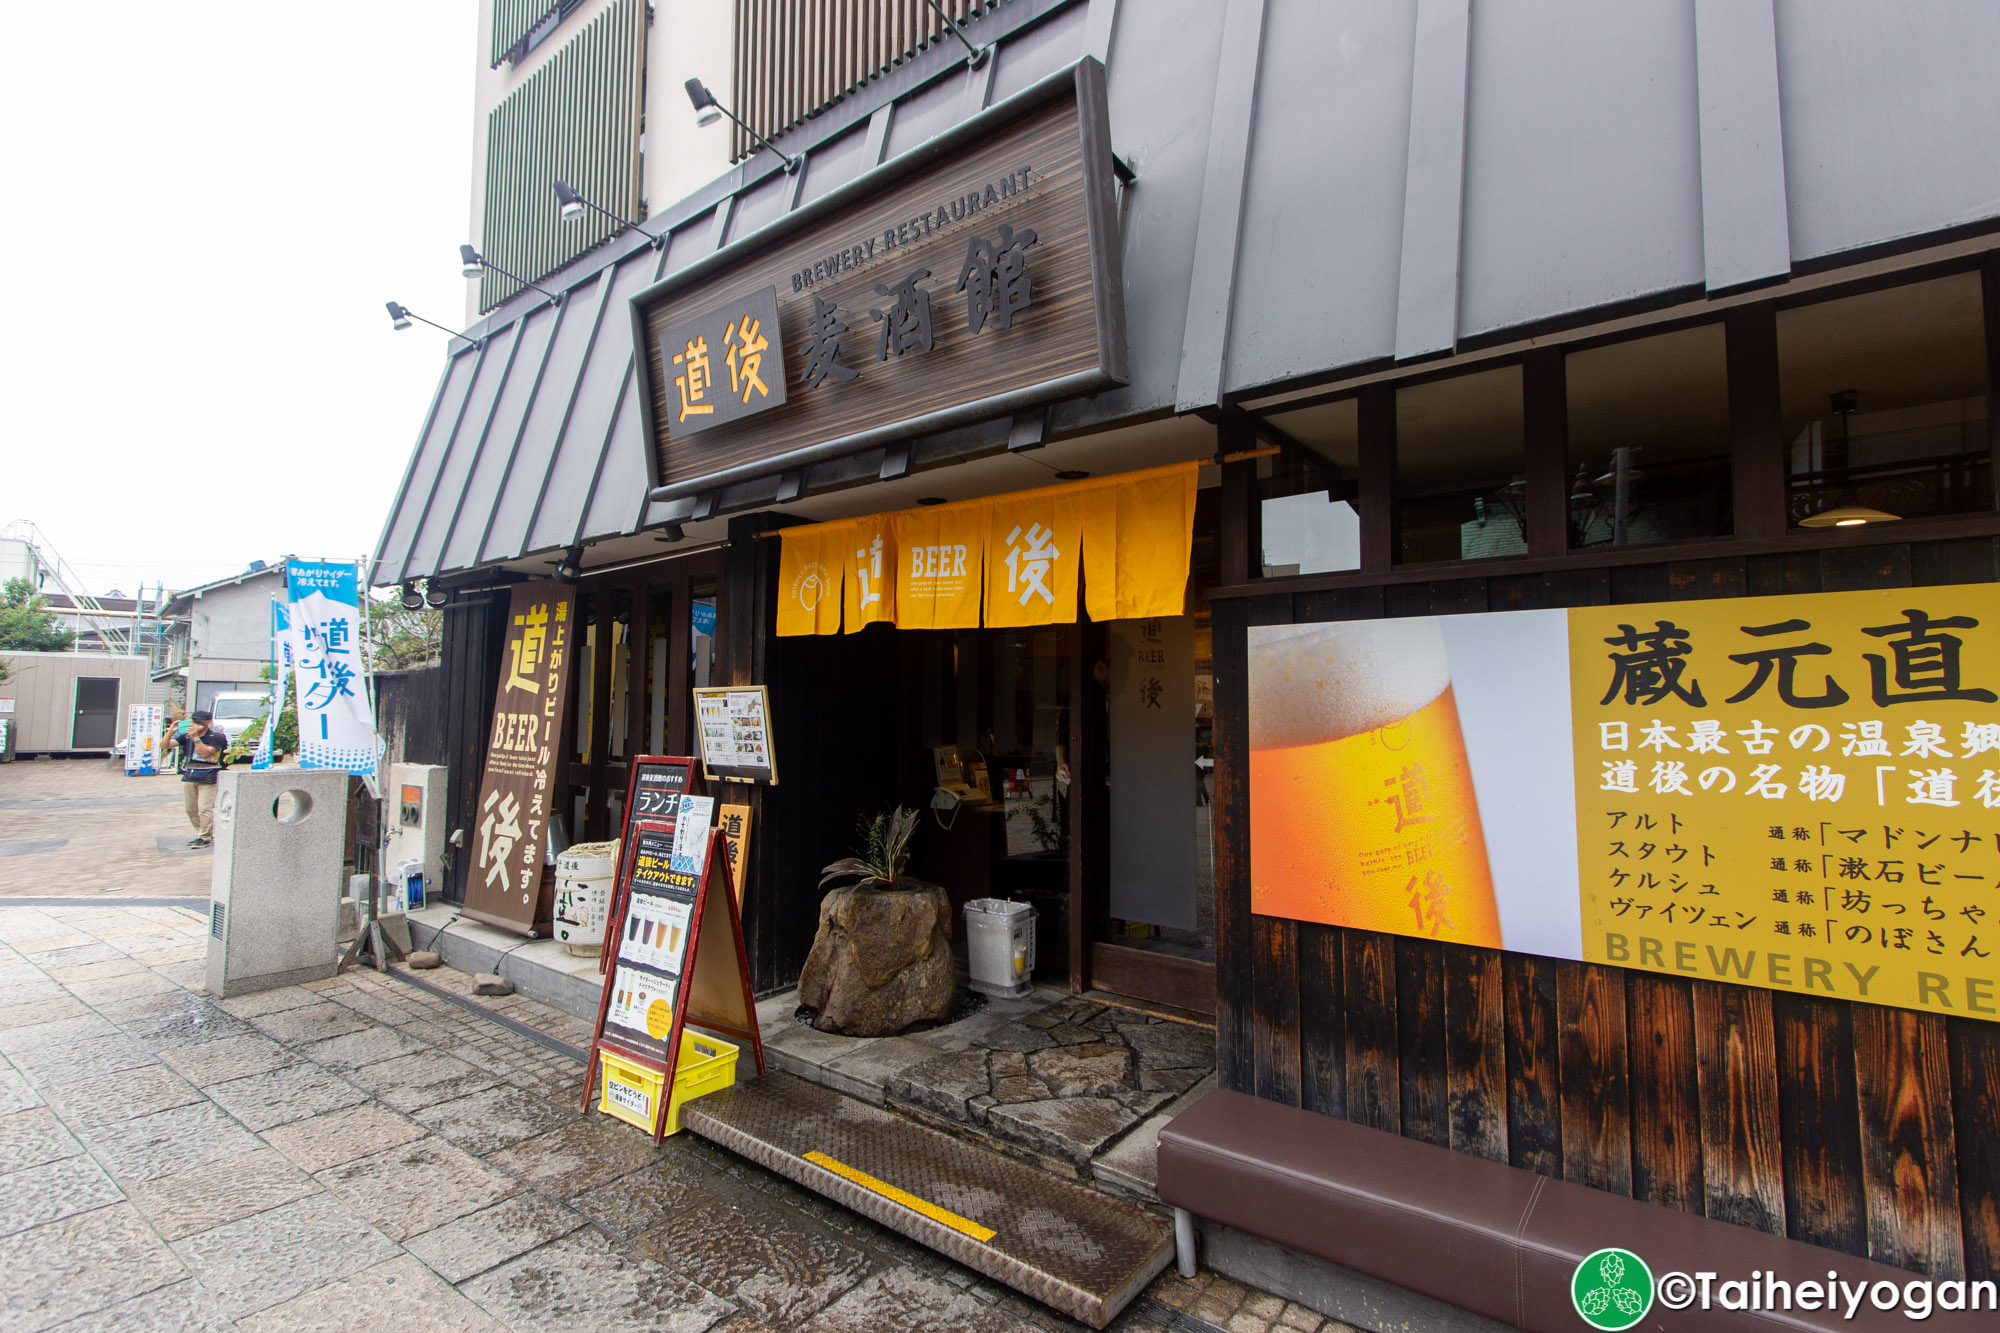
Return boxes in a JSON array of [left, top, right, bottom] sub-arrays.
[[775, 519, 850, 636], [775, 460, 1199, 635]]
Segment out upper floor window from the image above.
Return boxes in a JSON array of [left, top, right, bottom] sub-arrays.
[[1397, 365, 1525, 564]]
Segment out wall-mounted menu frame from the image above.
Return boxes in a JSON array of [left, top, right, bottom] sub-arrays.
[[693, 686, 778, 784]]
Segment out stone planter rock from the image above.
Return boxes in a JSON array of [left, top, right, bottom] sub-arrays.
[[797, 881, 956, 1036]]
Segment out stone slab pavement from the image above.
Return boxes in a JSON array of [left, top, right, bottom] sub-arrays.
[[0, 759, 217, 898], [0, 900, 1345, 1333]]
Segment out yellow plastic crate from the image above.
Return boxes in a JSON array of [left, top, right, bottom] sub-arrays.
[[598, 1032, 740, 1137]]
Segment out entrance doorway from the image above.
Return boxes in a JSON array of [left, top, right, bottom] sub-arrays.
[[565, 548, 727, 845]]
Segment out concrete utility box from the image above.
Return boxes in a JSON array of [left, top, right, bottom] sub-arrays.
[[205, 768, 349, 996], [383, 762, 447, 906]]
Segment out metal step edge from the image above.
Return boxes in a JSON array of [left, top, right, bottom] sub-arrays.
[[681, 1078, 1172, 1329]]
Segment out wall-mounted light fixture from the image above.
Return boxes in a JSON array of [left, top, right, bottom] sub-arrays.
[[424, 582, 451, 608], [552, 544, 585, 585], [653, 522, 686, 544], [684, 77, 801, 173], [399, 581, 424, 612], [552, 180, 667, 249], [458, 245, 561, 302], [385, 301, 479, 349]]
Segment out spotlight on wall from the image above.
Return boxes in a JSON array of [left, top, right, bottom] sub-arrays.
[[684, 77, 801, 172], [653, 522, 686, 544], [399, 581, 423, 612], [385, 301, 479, 349], [424, 583, 451, 609], [551, 179, 665, 247], [458, 245, 562, 301], [553, 545, 585, 585]]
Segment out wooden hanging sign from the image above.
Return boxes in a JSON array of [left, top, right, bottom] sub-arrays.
[[581, 810, 765, 1143], [599, 754, 699, 976]]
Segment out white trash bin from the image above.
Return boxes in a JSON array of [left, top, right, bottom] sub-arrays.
[[554, 839, 620, 956], [965, 898, 1036, 999]]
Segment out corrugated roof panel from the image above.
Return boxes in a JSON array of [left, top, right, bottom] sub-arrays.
[[479, 270, 609, 566], [523, 251, 662, 555], [440, 302, 562, 574], [579, 364, 648, 541], [375, 349, 482, 584], [403, 321, 522, 579]]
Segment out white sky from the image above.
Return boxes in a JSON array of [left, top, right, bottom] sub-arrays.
[[0, 3, 478, 599]]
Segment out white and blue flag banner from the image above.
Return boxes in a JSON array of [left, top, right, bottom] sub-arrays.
[[285, 560, 378, 774], [251, 601, 295, 771]]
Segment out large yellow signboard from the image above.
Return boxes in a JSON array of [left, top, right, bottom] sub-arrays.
[[1570, 587, 2000, 1018], [1249, 585, 2000, 1021]]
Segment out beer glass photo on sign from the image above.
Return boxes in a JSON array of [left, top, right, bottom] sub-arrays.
[[1247, 611, 1582, 953]]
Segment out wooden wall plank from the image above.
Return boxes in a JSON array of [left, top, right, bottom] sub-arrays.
[[1744, 550, 1822, 598], [1609, 562, 1672, 605], [1558, 962, 1633, 1195], [1911, 535, 1999, 589], [1343, 931, 1400, 1133], [1297, 923, 1346, 1118], [1396, 939, 1449, 1147], [1210, 594, 1255, 1092], [1853, 1006, 1965, 1277], [1947, 1017, 2000, 1282], [1505, 952, 1563, 1177], [1444, 944, 1508, 1163], [1820, 543, 1913, 591], [1626, 973, 1703, 1212], [1773, 993, 1868, 1254], [1251, 916, 1302, 1106], [1692, 981, 1787, 1235]]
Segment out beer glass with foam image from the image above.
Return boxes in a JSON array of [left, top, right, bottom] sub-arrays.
[[1249, 619, 1501, 946]]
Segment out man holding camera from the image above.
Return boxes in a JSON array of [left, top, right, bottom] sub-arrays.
[[178, 709, 226, 847]]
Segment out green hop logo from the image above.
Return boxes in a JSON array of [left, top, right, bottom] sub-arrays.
[[1570, 1247, 1653, 1330]]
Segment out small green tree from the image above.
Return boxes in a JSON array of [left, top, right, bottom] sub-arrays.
[[368, 590, 443, 670], [230, 663, 299, 760], [0, 579, 75, 652]]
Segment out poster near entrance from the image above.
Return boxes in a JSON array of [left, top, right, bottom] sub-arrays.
[[1249, 585, 2000, 1022], [464, 581, 578, 936]]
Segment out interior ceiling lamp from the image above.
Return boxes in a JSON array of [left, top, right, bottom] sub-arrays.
[[684, 77, 801, 173], [385, 301, 478, 348], [553, 544, 585, 585], [458, 244, 561, 302], [553, 180, 667, 249], [1799, 388, 1902, 528], [922, 0, 991, 67]]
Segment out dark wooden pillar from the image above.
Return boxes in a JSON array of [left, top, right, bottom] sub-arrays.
[[1523, 347, 1569, 556], [1726, 302, 1787, 540], [1358, 383, 1396, 572]]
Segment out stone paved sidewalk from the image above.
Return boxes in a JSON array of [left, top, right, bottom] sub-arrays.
[[0, 758, 218, 898], [0, 901, 1347, 1333]]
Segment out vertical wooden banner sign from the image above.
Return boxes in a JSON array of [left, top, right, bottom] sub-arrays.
[[464, 581, 577, 935], [599, 755, 698, 976], [582, 809, 765, 1143]]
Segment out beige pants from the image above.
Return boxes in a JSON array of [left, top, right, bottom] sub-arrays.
[[183, 781, 217, 838]]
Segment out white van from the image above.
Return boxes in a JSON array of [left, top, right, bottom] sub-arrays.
[[206, 691, 273, 746]]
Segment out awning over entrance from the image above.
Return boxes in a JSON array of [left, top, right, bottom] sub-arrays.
[[774, 461, 1197, 635]]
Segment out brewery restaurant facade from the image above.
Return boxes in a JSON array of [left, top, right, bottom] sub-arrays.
[[376, 0, 2000, 1314]]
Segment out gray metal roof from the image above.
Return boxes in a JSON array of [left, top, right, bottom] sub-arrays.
[[374, 0, 1097, 585]]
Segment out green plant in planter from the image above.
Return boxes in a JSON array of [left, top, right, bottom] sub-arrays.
[[821, 806, 921, 891]]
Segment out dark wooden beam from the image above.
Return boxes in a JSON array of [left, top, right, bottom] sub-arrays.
[[1522, 347, 1568, 557], [1726, 302, 1786, 541], [1358, 383, 1396, 572]]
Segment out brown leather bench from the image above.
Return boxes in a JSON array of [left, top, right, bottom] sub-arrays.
[[1158, 1089, 1958, 1332]]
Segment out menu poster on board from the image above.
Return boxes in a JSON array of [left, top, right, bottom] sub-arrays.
[[605, 965, 679, 1048], [600, 756, 697, 977], [694, 687, 779, 784], [601, 824, 697, 1053], [618, 892, 694, 974]]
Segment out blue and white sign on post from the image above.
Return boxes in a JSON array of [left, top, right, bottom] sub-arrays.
[[285, 560, 378, 774], [252, 601, 296, 772]]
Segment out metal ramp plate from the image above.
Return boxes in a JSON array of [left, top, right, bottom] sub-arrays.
[[681, 1072, 1172, 1328]]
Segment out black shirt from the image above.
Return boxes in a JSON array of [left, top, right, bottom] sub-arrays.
[[181, 726, 226, 783]]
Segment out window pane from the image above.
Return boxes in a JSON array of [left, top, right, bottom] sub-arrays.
[[1567, 324, 1732, 547], [1779, 272, 1991, 525], [1257, 399, 1361, 576], [1397, 366, 1526, 563]]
